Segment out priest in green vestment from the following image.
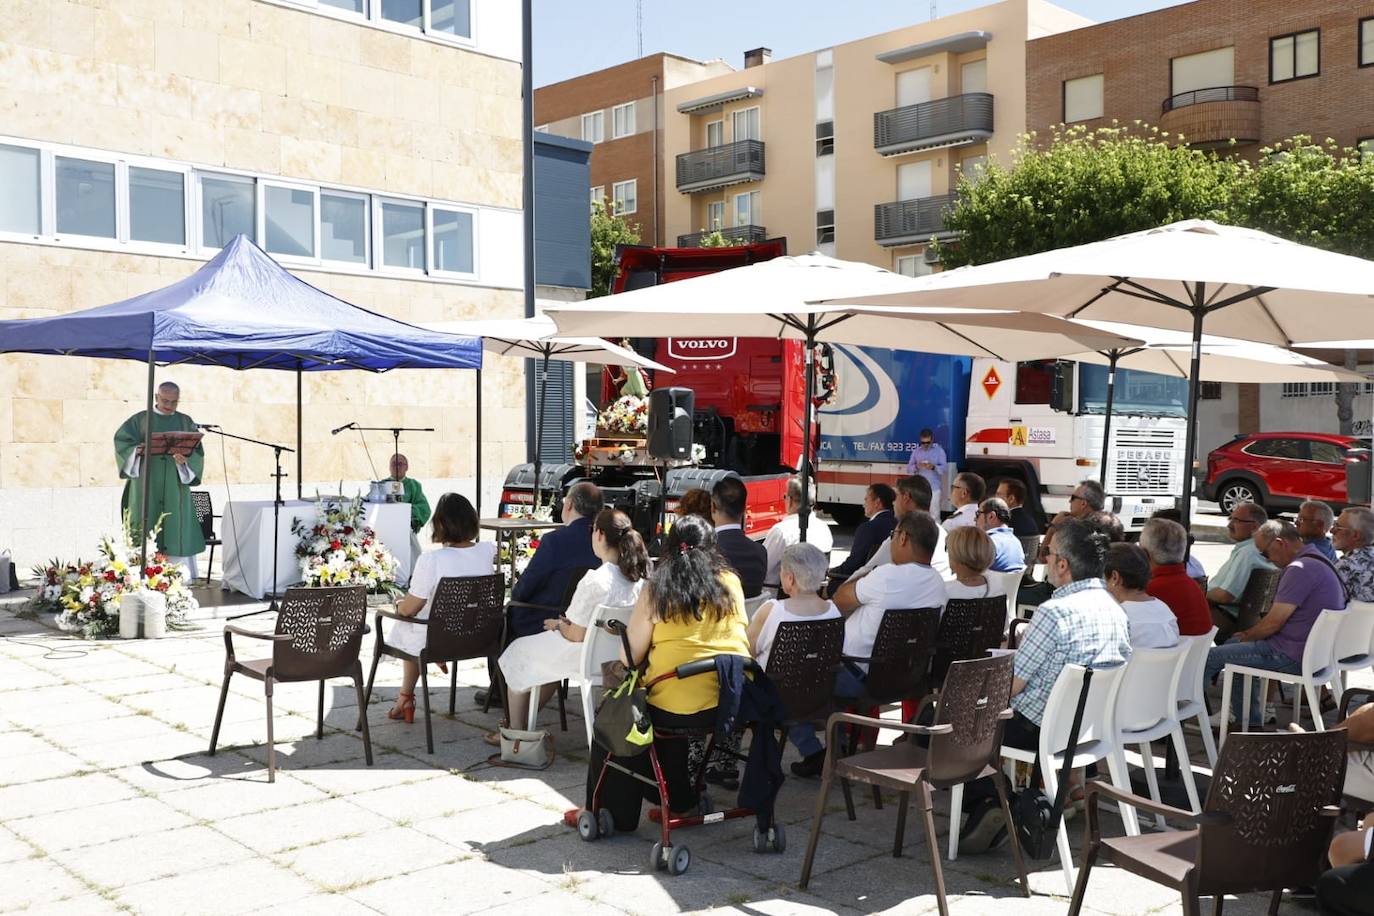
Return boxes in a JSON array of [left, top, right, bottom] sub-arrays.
[[113, 381, 206, 565], [389, 453, 431, 533]]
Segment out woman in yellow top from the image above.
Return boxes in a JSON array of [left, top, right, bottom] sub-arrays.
[[585, 514, 751, 831]]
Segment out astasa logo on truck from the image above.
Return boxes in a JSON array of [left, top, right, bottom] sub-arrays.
[[668, 338, 736, 360]]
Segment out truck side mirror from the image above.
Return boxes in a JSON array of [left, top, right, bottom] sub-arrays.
[[1050, 361, 1074, 413]]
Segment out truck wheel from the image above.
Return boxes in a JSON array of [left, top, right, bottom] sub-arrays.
[[1218, 480, 1263, 515]]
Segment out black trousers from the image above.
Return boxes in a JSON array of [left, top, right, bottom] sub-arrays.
[[1318, 863, 1374, 916], [964, 711, 1041, 811], [586, 706, 716, 832]]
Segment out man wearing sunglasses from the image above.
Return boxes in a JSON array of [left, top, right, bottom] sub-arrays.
[[1206, 501, 1276, 641]]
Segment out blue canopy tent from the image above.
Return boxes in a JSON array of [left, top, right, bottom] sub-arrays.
[[0, 234, 482, 571]]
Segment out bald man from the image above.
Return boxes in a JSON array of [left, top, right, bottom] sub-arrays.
[[389, 453, 431, 534]]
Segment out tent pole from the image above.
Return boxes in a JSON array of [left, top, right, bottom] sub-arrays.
[[799, 322, 816, 543], [1098, 350, 1119, 487], [533, 350, 549, 510], [138, 352, 155, 574], [1180, 284, 1207, 532], [296, 365, 303, 500], [475, 368, 483, 518]]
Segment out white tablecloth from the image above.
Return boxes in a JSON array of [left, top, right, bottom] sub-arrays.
[[220, 500, 413, 599]]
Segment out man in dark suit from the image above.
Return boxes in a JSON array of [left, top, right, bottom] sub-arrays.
[[711, 476, 767, 598], [996, 477, 1040, 537], [827, 483, 897, 587], [509, 480, 603, 637]]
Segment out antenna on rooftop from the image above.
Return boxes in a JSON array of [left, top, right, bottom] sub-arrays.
[[931, 1, 937, 20], [637, 0, 643, 56]]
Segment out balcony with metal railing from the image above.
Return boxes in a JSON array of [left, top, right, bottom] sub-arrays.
[[874, 193, 958, 247], [873, 93, 993, 157], [1159, 86, 1260, 147], [677, 225, 768, 247], [675, 139, 766, 193]]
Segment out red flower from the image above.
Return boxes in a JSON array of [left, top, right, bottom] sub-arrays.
[[529, 538, 541, 549], [103, 570, 117, 582], [330, 540, 342, 550], [144, 567, 156, 577], [343, 526, 354, 534]]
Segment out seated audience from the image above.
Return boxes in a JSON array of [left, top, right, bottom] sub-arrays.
[[975, 497, 1026, 572], [1139, 517, 1213, 636], [495, 509, 648, 741], [763, 476, 834, 589], [791, 512, 947, 777], [996, 477, 1040, 538], [1087, 509, 1125, 543], [944, 526, 1006, 601], [847, 475, 951, 582], [828, 483, 897, 583], [1297, 498, 1338, 562], [748, 543, 841, 670], [1104, 542, 1179, 649], [509, 481, 603, 638], [387, 494, 497, 722], [1206, 500, 1275, 641], [675, 487, 713, 521], [1150, 507, 1205, 579], [584, 515, 750, 831], [1204, 520, 1346, 727], [1016, 512, 1070, 609], [1069, 479, 1106, 519], [1334, 506, 1374, 602], [711, 477, 767, 599], [1318, 812, 1374, 916], [942, 471, 985, 532]]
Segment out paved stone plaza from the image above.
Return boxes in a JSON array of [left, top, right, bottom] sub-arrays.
[[0, 542, 1361, 915]]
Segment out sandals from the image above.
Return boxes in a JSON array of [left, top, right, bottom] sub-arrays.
[[387, 691, 416, 723], [482, 730, 503, 748]]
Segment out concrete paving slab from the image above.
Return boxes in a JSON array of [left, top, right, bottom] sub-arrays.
[[113, 857, 318, 916], [276, 824, 471, 890], [346, 773, 510, 824], [61, 824, 255, 889], [0, 857, 98, 910], [19, 892, 127, 916], [344, 858, 557, 915], [0, 824, 37, 864], [0, 747, 93, 785], [412, 798, 565, 854], [155, 770, 328, 820], [6, 796, 195, 853], [215, 797, 395, 854], [0, 772, 137, 820]]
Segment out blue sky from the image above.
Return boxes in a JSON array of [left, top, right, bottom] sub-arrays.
[[532, 0, 1192, 87]]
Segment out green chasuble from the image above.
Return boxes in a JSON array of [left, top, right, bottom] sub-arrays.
[[114, 410, 206, 557], [399, 477, 431, 533]]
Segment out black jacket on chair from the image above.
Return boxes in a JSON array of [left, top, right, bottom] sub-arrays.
[[716, 526, 767, 598]]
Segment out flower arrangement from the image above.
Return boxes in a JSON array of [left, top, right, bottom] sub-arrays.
[[28, 514, 197, 638], [597, 395, 649, 436], [291, 494, 399, 594], [613, 443, 637, 464], [691, 443, 707, 464], [498, 496, 555, 585]]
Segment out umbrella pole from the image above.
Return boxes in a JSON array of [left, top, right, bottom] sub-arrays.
[[533, 351, 549, 511], [1098, 351, 1119, 487], [296, 365, 303, 500], [1180, 285, 1207, 531], [799, 323, 816, 543], [138, 352, 155, 574], [475, 368, 483, 518]]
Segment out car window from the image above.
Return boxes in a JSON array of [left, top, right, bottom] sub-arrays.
[[1309, 441, 1346, 464], [1244, 438, 1309, 460]]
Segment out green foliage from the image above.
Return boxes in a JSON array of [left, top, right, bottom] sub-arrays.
[[590, 201, 641, 298], [696, 229, 731, 248]]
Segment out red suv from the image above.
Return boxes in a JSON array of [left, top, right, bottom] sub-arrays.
[[1203, 432, 1370, 514]]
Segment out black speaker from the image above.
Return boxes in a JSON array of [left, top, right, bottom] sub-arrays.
[[647, 387, 695, 460]]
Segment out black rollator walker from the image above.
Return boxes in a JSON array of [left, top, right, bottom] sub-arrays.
[[578, 620, 786, 876]]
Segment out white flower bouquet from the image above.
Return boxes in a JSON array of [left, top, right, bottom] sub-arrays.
[[597, 395, 649, 436], [291, 494, 399, 595]]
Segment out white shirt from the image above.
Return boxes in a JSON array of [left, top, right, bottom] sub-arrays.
[[1121, 596, 1180, 649], [941, 503, 978, 532], [849, 513, 951, 582], [845, 561, 947, 662], [762, 512, 834, 586], [945, 576, 1006, 602]]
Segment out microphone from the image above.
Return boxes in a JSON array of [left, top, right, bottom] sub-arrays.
[[331, 422, 355, 435]]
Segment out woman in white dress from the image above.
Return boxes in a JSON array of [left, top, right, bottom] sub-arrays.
[[494, 508, 648, 738], [385, 493, 496, 723], [943, 526, 1006, 602], [747, 543, 840, 672]]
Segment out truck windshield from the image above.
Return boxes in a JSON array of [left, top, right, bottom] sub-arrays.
[[1078, 364, 1188, 418]]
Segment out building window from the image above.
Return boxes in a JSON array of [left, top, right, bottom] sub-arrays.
[[428, 0, 471, 37], [815, 120, 834, 157], [1281, 382, 1336, 398], [581, 111, 604, 144], [1362, 17, 1374, 67], [612, 102, 635, 139], [959, 154, 987, 183], [707, 200, 724, 230], [379, 0, 421, 28], [0, 144, 41, 235], [1199, 381, 1222, 400], [264, 184, 317, 258], [961, 59, 987, 94], [55, 156, 116, 239], [589, 185, 603, 212], [705, 120, 724, 148], [733, 107, 761, 142], [201, 174, 255, 250], [320, 0, 365, 12], [284, 0, 472, 42], [896, 254, 933, 277], [1171, 46, 1234, 96], [129, 167, 186, 245], [431, 207, 474, 274], [735, 190, 760, 227], [381, 199, 426, 269], [612, 179, 637, 216], [816, 209, 835, 245], [1063, 74, 1104, 123], [1270, 29, 1319, 83], [321, 190, 369, 264]]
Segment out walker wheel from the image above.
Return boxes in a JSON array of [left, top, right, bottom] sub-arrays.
[[668, 844, 691, 876], [576, 809, 599, 842], [753, 823, 787, 853], [771, 822, 787, 853], [752, 827, 768, 853], [649, 841, 666, 871], [596, 808, 614, 838]]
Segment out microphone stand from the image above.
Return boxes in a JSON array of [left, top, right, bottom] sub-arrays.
[[200, 427, 295, 619], [349, 425, 435, 460]]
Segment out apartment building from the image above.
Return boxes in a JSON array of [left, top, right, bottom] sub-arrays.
[[0, 0, 528, 566], [1027, 0, 1374, 453], [535, 53, 733, 246], [659, 0, 1091, 271]]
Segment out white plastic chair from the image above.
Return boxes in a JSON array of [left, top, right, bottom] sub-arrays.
[[1113, 643, 1201, 830], [563, 603, 635, 746], [1174, 627, 1220, 767], [1332, 600, 1374, 696], [1219, 607, 1346, 745], [985, 569, 1025, 629], [997, 662, 1136, 893]]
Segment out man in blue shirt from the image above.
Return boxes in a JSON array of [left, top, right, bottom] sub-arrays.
[[975, 497, 1025, 572], [1297, 499, 1338, 562], [905, 428, 946, 509]]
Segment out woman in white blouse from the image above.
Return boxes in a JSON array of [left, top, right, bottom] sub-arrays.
[[747, 542, 840, 671], [385, 493, 496, 723], [494, 509, 649, 738], [944, 526, 1006, 602]]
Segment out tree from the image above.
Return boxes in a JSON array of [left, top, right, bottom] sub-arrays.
[[590, 201, 640, 298]]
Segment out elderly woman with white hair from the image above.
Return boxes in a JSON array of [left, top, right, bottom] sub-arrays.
[[746, 542, 841, 671]]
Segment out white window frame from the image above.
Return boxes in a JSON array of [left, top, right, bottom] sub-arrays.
[[732, 106, 761, 142], [0, 144, 45, 238], [895, 253, 932, 277], [581, 111, 604, 144], [268, 0, 477, 49], [611, 102, 636, 139], [612, 179, 637, 216], [319, 187, 372, 267], [259, 179, 320, 263], [1063, 74, 1105, 123], [705, 120, 724, 148], [127, 164, 191, 249], [428, 202, 479, 279], [706, 200, 724, 231], [53, 152, 122, 244], [195, 170, 257, 254], [375, 195, 429, 274], [734, 190, 759, 227], [589, 185, 604, 212]]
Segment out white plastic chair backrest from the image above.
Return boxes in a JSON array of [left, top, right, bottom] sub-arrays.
[[1114, 643, 1188, 735], [1334, 600, 1374, 666], [1301, 608, 1346, 680], [578, 603, 635, 680], [985, 569, 1024, 626], [1038, 662, 1127, 764], [1176, 627, 1219, 708]]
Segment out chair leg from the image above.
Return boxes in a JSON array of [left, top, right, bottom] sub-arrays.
[[1139, 741, 1166, 831], [1303, 679, 1326, 732], [1266, 889, 1282, 916], [580, 679, 596, 748], [526, 689, 539, 732], [947, 782, 964, 861], [420, 662, 434, 754], [1107, 751, 1141, 836], [994, 771, 1030, 898], [872, 783, 884, 811], [1213, 894, 1225, 916], [840, 776, 857, 821], [1241, 676, 1253, 733], [358, 645, 382, 732], [265, 677, 276, 784], [352, 663, 373, 767], [917, 782, 949, 916], [558, 681, 568, 733], [1067, 834, 1099, 916], [1181, 893, 1202, 916], [209, 668, 232, 755], [1043, 764, 1077, 893], [449, 664, 457, 716], [892, 790, 909, 857], [1171, 727, 1202, 815], [205, 544, 215, 587], [798, 764, 835, 889], [1219, 670, 1234, 747], [1196, 708, 1219, 767], [316, 680, 325, 740]]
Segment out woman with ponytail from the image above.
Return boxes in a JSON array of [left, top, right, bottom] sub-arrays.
[[495, 509, 649, 738]]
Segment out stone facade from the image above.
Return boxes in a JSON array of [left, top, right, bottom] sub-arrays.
[[0, 0, 527, 569]]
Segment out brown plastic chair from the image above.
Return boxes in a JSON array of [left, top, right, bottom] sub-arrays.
[[1067, 730, 1348, 916], [209, 585, 372, 783], [192, 490, 221, 587], [1018, 535, 1041, 582], [931, 596, 1006, 687], [799, 654, 1029, 916], [363, 573, 505, 753], [1235, 566, 1282, 631], [764, 617, 844, 725]]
